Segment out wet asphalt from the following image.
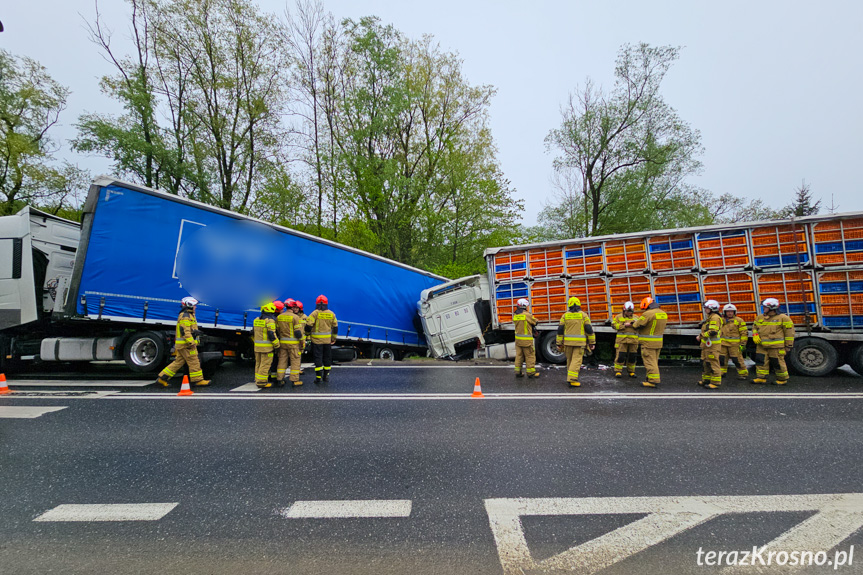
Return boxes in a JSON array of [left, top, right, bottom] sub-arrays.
[[1, 361, 863, 574]]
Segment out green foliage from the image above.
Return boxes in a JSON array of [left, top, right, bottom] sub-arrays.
[[0, 49, 85, 215], [787, 180, 820, 217], [543, 44, 708, 239]]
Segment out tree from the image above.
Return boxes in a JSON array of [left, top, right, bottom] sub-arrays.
[[544, 44, 707, 238], [77, 0, 288, 212], [0, 49, 80, 215], [786, 179, 820, 217], [304, 17, 516, 269]]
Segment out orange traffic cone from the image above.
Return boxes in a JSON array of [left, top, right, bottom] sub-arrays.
[[177, 375, 194, 396], [0, 373, 10, 395], [471, 377, 484, 398]]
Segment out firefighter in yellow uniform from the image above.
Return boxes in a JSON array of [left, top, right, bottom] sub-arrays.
[[268, 300, 285, 382], [612, 300, 639, 378], [720, 303, 749, 380], [752, 297, 795, 385], [697, 300, 724, 389], [276, 299, 304, 386], [253, 302, 280, 388], [556, 297, 596, 387], [632, 296, 668, 388], [294, 300, 308, 352], [156, 296, 210, 387], [291, 300, 308, 374], [513, 298, 539, 378], [305, 295, 338, 383]]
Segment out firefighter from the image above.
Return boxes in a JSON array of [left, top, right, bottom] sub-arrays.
[[305, 295, 338, 383], [276, 298, 303, 387], [612, 301, 639, 378], [720, 303, 749, 380], [555, 297, 595, 387], [156, 296, 210, 387], [697, 300, 724, 389], [253, 302, 280, 388], [293, 300, 308, 373], [268, 300, 286, 382], [513, 298, 539, 378], [294, 300, 308, 351], [752, 297, 795, 385], [632, 296, 668, 388]]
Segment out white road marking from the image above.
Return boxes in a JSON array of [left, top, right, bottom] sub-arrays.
[[33, 503, 179, 522], [485, 494, 863, 575], [0, 390, 117, 399], [8, 379, 152, 387], [0, 406, 67, 418], [230, 382, 261, 392], [282, 499, 412, 518], [102, 392, 863, 401]]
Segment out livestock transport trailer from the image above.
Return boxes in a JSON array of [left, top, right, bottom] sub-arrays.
[[419, 212, 863, 376], [0, 177, 445, 374]]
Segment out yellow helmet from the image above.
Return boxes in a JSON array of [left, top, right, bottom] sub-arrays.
[[567, 296, 581, 308], [261, 302, 277, 313]]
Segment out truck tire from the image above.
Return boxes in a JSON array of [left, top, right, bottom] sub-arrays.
[[539, 332, 565, 364], [787, 337, 838, 377], [123, 331, 167, 373], [847, 343, 863, 377], [376, 346, 397, 360]]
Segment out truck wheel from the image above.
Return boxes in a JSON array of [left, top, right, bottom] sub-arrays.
[[787, 337, 838, 377], [848, 343, 863, 376], [376, 347, 397, 360], [123, 331, 167, 373], [540, 332, 565, 364]]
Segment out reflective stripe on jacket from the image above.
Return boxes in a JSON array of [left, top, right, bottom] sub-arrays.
[[253, 314, 279, 352], [513, 311, 537, 347], [175, 311, 198, 350], [633, 307, 668, 349], [277, 311, 302, 345], [612, 313, 638, 345], [754, 312, 795, 348], [556, 311, 595, 347], [720, 316, 748, 346], [307, 309, 338, 344], [700, 312, 724, 348]]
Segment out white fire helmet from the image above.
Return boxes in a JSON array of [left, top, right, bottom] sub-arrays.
[[623, 301, 635, 311], [722, 303, 737, 313], [762, 297, 780, 311], [704, 299, 720, 312], [181, 296, 199, 307], [516, 298, 529, 308]]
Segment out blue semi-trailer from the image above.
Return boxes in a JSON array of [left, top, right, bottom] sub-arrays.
[[0, 177, 445, 374]]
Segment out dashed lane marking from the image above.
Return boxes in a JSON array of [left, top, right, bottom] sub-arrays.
[[8, 379, 152, 387], [0, 390, 118, 399], [0, 406, 67, 418], [282, 500, 412, 518], [485, 494, 863, 575], [33, 503, 179, 522]]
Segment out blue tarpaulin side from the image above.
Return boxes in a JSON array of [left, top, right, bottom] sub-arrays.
[[75, 184, 443, 346]]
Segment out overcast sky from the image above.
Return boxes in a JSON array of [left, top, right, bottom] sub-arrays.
[[2, 1, 861, 225]]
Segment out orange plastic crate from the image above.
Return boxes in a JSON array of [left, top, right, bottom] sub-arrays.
[[814, 231, 843, 242], [814, 221, 841, 231], [816, 253, 845, 265], [820, 294, 849, 305], [821, 304, 863, 316]]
